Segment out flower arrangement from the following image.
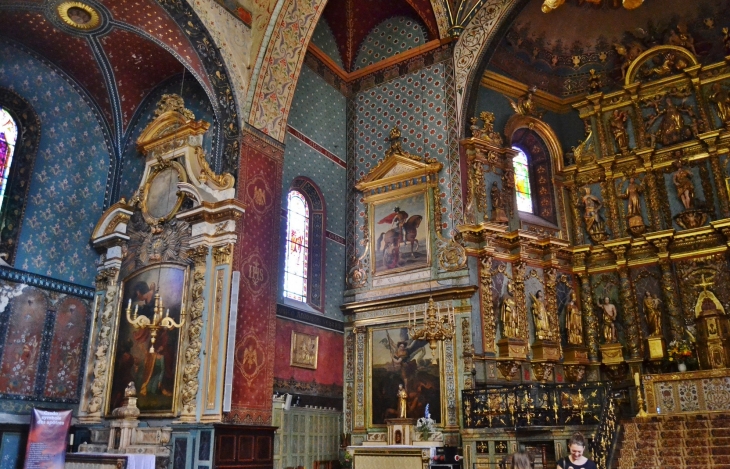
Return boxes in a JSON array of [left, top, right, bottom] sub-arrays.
[[415, 404, 436, 441], [667, 339, 693, 362], [340, 451, 352, 468]]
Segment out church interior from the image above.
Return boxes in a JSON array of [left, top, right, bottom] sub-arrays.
[[2, 0, 730, 468]]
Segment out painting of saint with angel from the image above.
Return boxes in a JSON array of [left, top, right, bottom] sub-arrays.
[[370, 327, 441, 425]]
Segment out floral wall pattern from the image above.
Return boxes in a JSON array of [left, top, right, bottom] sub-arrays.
[[281, 64, 346, 319], [353, 16, 428, 71], [0, 44, 111, 287]]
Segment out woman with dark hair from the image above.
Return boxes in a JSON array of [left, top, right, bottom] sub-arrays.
[[557, 433, 597, 469]]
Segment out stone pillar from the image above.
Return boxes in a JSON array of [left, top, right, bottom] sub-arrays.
[[227, 128, 284, 425]]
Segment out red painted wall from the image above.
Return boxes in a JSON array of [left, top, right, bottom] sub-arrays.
[[274, 318, 343, 387]]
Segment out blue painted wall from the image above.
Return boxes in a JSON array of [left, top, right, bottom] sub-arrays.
[[0, 44, 110, 287], [311, 19, 344, 69], [281, 64, 347, 319]]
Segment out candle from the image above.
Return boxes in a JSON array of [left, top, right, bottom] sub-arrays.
[[127, 299, 131, 308], [166, 309, 169, 317], [634, 372, 640, 387]]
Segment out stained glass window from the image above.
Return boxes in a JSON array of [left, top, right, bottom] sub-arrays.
[[512, 147, 533, 213], [0, 108, 17, 214], [284, 190, 309, 302]]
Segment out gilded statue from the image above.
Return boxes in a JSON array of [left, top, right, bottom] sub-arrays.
[[643, 291, 662, 336], [618, 177, 643, 217], [491, 182, 508, 223], [599, 297, 618, 343], [614, 41, 645, 79], [579, 186, 607, 241], [609, 109, 629, 154], [709, 82, 730, 127], [508, 86, 542, 118], [529, 290, 550, 341], [566, 292, 583, 345], [397, 384, 407, 418], [501, 281, 519, 338], [672, 160, 695, 210]]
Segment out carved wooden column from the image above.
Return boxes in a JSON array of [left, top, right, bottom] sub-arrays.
[[353, 325, 367, 431], [79, 267, 120, 423], [646, 232, 684, 341], [513, 261, 528, 340], [480, 255, 496, 355], [599, 168, 619, 238], [178, 245, 209, 422], [606, 241, 641, 359], [709, 152, 730, 218], [574, 249, 599, 361], [567, 183, 585, 245]]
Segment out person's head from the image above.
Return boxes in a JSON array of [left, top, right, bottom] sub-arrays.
[[397, 342, 407, 351], [568, 432, 587, 460], [133, 281, 154, 303], [511, 451, 532, 469], [603, 297, 610, 304], [536, 290, 543, 299]]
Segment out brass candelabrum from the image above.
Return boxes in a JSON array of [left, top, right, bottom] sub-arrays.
[[635, 372, 648, 418], [408, 297, 455, 364], [125, 291, 185, 353]]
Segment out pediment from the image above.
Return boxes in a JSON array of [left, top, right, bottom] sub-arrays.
[[355, 152, 442, 193]]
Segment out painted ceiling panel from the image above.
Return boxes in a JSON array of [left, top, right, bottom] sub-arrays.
[[0, 11, 114, 124], [321, 0, 438, 72], [100, 28, 184, 130], [98, 0, 212, 91]]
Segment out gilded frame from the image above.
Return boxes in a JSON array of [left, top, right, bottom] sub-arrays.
[[290, 330, 319, 370], [140, 160, 188, 226], [368, 188, 431, 276], [57, 2, 101, 30], [367, 324, 445, 428], [106, 263, 189, 417]]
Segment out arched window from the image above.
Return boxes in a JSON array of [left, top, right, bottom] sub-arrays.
[[0, 107, 18, 214], [284, 190, 309, 302], [512, 146, 533, 214], [282, 177, 326, 312]]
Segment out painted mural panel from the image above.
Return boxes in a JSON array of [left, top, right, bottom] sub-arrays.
[[0, 288, 48, 396], [108, 264, 187, 415], [43, 296, 89, 399], [370, 326, 440, 425], [371, 192, 430, 275]]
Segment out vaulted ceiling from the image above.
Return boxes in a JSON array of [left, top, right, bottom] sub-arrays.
[[0, 0, 213, 141], [321, 0, 440, 72]]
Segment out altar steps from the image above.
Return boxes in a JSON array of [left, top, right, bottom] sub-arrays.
[[616, 414, 730, 469]]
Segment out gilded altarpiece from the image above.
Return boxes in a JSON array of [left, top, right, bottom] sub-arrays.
[[76, 96, 243, 457]]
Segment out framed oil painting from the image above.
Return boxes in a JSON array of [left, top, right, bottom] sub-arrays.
[[369, 326, 441, 426], [107, 264, 187, 416], [290, 331, 318, 370], [370, 191, 430, 276]]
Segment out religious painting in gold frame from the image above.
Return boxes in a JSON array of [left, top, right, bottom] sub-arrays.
[[106, 263, 188, 417], [369, 190, 431, 276], [368, 325, 442, 426], [290, 331, 318, 370]]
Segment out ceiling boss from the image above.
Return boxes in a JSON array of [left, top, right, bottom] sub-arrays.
[[57, 1, 101, 30]]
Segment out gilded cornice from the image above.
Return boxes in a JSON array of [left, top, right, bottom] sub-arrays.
[[340, 285, 478, 316]]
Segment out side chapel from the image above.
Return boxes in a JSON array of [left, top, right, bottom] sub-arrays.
[[2, 0, 730, 468]]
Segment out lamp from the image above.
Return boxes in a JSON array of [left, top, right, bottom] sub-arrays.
[[408, 297, 455, 364], [125, 289, 185, 353]]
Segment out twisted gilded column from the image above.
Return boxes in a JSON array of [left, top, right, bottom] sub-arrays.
[[513, 261, 529, 339], [709, 153, 730, 218], [577, 271, 599, 361], [647, 235, 684, 341], [607, 242, 642, 359], [480, 255, 496, 354]]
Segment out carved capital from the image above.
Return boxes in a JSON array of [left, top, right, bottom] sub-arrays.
[[496, 359, 522, 381], [213, 243, 233, 265], [95, 267, 119, 290], [187, 245, 209, 266]]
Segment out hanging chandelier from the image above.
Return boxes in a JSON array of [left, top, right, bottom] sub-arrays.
[[542, 0, 643, 13], [408, 297, 455, 364]]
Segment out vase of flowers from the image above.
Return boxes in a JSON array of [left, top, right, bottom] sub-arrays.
[[667, 339, 693, 371], [415, 404, 435, 441]]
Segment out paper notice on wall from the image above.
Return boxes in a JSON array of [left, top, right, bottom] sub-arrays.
[[23, 408, 72, 469]]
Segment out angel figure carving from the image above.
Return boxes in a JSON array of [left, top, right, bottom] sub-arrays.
[[507, 86, 542, 118]]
